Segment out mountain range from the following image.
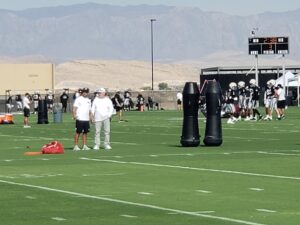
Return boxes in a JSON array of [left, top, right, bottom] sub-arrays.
[[0, 3, 300, 62]]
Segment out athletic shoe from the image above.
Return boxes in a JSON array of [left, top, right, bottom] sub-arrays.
[[73, 145, 81, 151], [244, 117, 251, 121], [227, 119, 235, 124], [257, 115, 263, 121], [23, 125, 31, 128], [82, 145, 90, 150], [93, 145, 100, 150], [104, 145, 112, 150], [281, 115, 285, 119]]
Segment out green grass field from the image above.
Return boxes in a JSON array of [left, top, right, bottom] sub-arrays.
[[0, 108, 299, 225]]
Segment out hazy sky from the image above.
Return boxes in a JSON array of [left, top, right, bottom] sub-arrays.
[[1, 0, 300, 16]]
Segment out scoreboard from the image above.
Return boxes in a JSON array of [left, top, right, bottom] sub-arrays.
[[248, 37, 289, 55]]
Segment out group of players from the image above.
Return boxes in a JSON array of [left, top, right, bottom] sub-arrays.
[[6, 90, 54, 114], [224, 78, 286, 124]]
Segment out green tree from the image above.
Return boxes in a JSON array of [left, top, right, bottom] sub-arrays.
[[158, 82, 169, 90]]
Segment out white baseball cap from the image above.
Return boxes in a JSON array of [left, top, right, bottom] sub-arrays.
[[96, 88, 106, 93]]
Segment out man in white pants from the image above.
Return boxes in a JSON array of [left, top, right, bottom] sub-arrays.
[[91, 88, 114, 150]]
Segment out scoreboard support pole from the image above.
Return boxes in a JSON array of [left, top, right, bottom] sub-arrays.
[[255, 54, 259, 86], [282, 54, 286, 92]]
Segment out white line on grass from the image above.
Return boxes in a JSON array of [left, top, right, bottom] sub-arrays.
[[256, 209, 277, 213], [0, 179, 265, 225], [25, 196, 37, 199], [51, 217, 66, 221], [138, 192, 153, 195], [194, 211, 215, 214], [257, 152, 300, 156], [249, 188, 264, 191], [121, 214, 138, 218], [196, 190, 212, 194], [80, 158, 300, 181], [82, 173, 126, 177]]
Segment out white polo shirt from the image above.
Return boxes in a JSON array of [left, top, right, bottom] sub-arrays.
[[73, 96, 91, 121]]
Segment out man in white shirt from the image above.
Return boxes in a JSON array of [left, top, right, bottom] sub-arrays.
[[23, 93, 31, 128], [176, 92, 183, 110], [91, 88, 114, 150], [72, 88, 92, 151]]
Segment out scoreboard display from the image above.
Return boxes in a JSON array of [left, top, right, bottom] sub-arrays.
[[248, 37, 289, 55]]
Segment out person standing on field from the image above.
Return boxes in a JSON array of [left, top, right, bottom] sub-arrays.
[[23, 93, 31, 128], [72, 88, 92, 151], [91, 88, 114, 150]]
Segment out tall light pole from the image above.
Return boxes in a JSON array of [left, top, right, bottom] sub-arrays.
[[150, 19, 156, 90]]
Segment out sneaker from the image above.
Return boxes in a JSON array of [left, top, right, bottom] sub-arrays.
[[258, 115, 263, 121], [244, 116, 250, 121], [104, 145, 112, 150], [82, 145, 90, 150], [23, 125, 31, 128], [227, 119, 235, 124], [93, 145, 100, 150], [73, 145, 80, 151]]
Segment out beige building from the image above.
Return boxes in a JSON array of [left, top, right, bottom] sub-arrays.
[[0, 64, 54, 95]]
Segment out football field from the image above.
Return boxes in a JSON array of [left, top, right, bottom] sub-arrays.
[[0, 108, 299, 225]]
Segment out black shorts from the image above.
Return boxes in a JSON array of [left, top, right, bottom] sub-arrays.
[[24, 108, 30, 117], [75, 120, 90, 134], [115, 106, 123, 112], [177, 99, 182, 105], [277, 100, 286, 109]]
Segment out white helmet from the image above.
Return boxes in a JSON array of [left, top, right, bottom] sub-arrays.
[[249, 79, 256, 85], [229, 82, 237, 89], [267, 79, 275, 87], [238, 81, 245, 88]]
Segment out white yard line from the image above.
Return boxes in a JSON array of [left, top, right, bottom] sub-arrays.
[[256, 209, 277, 213], [196, 190, 212, 194], [80, 158, 300, 181], [0, 179, 265, 225], [51, 217, 66, 221], [249, 188, 264, 191], [120, 214, 138, 218], [25, 196, 37, 199], [138, 192, 153, 195], [257, 152, 300, 156]]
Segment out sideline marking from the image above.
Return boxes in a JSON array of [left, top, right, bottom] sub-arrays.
[[256, 209, 277, 213], [194, 211, 215, 214], [196, 190, 212, 194], [0, 179, 265, 225], [121, 214, 138, 218], [80, 158, 300, 181], [249, 188, 264, 191], [51, 217, 66, 221], [258, 152, 300, 156], [25, 196, 36, 199], [138, 192, 153, 195]]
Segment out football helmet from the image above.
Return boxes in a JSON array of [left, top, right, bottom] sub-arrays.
[[238, 81, 245, 88], [267, 79, 275, 87], [229, 82, 237, 90], [249, 79, 256, 85]]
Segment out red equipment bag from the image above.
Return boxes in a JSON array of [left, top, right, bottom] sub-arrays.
[[41, 141, 64, 154]]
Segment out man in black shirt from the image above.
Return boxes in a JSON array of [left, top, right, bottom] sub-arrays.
[[60, 91, 69, 113]]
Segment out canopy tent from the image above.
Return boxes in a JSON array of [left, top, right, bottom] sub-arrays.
[[275, 71, 300, 106]]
